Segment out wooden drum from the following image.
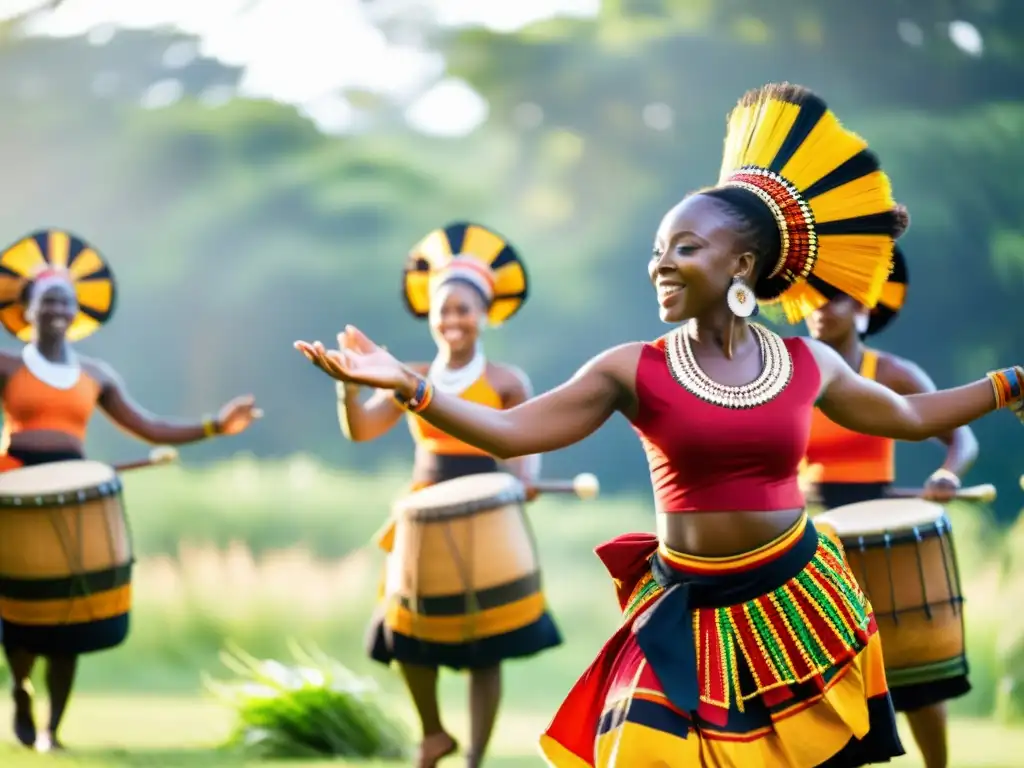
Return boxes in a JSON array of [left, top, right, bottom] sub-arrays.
[[815, 498, 967, 691], [384, 472, 547, 645], [0, 460, 133, 654]]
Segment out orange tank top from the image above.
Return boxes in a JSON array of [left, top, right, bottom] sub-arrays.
[[2, 364, 101, 446], [406, 373, 504, 456], [802, 349, 895, 484]]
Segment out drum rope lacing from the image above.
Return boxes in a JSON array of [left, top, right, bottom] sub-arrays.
[[844, 515, 964, 620]]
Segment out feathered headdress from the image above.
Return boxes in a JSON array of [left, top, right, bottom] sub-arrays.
[[0, 229, 117, 341], [402, 222, 528, 327], [863, 245, 908, 338], [718, 83, 900, 322]]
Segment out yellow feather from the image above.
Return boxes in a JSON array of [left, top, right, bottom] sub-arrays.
[[879, 282, 906, 311], [747, 101, 801, 170], [808, 171, 895, 224], [811, 234, 893, 307], [779, 283, 827, 323], [719, 105, 758, 179], [778, 112, 867, 189], [719, 101, 801, 179]]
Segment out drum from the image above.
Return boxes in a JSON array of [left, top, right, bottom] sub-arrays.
[[0, 460, 133, 654], [814, 498, 967, 693], [385, 472, 547, 645]]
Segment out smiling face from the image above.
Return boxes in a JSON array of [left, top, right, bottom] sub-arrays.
[[648, 194, 758, 324], [428, 281, 487, 356], [28, 281, 77, 342]]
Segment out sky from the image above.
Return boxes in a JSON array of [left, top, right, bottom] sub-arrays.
[[0, 0, 600, 135]]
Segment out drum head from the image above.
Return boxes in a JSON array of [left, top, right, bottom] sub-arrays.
[[395, 472, 524, 518], [816, 498, 946, 536], [0, 460, 116, 498]]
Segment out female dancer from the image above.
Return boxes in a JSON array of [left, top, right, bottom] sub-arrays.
[[298, 83, 1021, 767], [336, 222, 561, 768], [0, 230, 261, 752], [802, 242, 978, 768]]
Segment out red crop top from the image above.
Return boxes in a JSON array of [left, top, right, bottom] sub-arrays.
[[629, 333, 821, 513]]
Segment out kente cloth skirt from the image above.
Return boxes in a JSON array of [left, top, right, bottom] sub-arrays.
[[539, 513, 904, 767], [365, 458, 562, 670], [810, 481, 972, 713], [0, 447, 131, 656]]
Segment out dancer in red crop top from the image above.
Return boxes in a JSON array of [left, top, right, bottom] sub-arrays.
[[0, 230, 261, 753], [336, 222, 559, 768], [296, 84, 1023, 767], [802, 240, 977, 768]]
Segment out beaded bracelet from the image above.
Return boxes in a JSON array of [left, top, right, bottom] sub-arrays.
[[202, 414, 219, 437], [393, 377, 434, 414], [986, 367, 1024, 409]]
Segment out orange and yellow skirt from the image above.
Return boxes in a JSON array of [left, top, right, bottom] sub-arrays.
[[539, 513, 904, 767]]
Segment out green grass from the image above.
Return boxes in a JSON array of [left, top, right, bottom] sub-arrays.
[[3, 455, 1024, 764], [0, 696, 1020, 766]]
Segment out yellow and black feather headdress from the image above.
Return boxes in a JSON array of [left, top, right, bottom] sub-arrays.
[[0, 229, 117, 341], [402, 222, 528, 327], [718, 83, 899, 323], [864, 245, 908, 338]]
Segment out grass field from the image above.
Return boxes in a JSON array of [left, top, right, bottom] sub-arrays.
[[1, 456, 1023, 766]]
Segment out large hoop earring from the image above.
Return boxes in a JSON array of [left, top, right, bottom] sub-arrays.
[[726, 276, 758, 318]]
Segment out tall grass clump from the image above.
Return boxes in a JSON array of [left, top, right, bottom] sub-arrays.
[[204, 640, 411, 760]]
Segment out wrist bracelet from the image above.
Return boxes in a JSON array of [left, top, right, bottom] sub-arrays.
[[986, 367, 1024, 409], [393, 377, 433, 413], [202, 414, 218, 437]]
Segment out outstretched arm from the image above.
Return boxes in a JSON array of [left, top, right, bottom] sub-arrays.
[[807, 339, 1006, 441], [396, 345, 638, 459], [885, 356, 979, 479], [93, 362, 246, 444], [296, 330, 640, 459]]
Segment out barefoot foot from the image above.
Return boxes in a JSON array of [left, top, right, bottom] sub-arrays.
[[417, 731, 457, 767]]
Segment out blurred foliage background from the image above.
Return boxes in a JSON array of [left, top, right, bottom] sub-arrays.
[[0, 0, 1021, 518]]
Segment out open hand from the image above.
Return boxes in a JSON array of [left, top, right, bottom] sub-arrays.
[[216, 395, 263, 436], [294, 326, 408, 391]]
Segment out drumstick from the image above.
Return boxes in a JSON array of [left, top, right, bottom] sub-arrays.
[[530, 473, 600, 501], [886, 483, 996, 503], [113, 446, 180, 474]]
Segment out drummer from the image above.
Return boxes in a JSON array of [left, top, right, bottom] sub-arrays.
[[336, 222, 562, 768], [0, 230, 261, 752], [802, 232, 977, 768]]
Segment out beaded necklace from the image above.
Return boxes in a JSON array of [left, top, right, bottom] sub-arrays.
[[664, 322, 792, 409]]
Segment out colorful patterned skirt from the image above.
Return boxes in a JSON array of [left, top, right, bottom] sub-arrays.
[[539, 513, 904, 767], [810, 481, 971, 713], [365, 458, 562, 670]]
